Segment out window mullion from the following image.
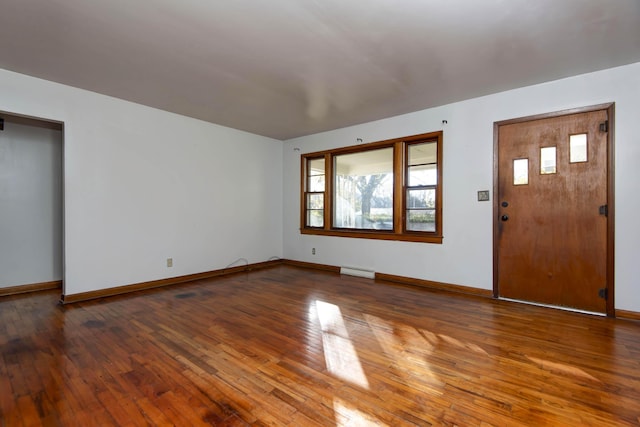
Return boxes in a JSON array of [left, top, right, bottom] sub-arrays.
[[300, 156, 306, 229], [393, 141, 404, 233], [324, 153, 332, 231], [435, 132, 443, 236]]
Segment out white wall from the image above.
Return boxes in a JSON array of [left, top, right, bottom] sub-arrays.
[[283, 62, 640, 312], [0, 69, 284, 296], [0, 121, 63, 287]]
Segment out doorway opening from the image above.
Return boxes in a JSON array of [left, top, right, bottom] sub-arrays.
[[0, 111, 64, 297]]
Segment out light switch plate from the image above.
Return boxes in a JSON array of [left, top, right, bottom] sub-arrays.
[[477, 190, 490, 201]]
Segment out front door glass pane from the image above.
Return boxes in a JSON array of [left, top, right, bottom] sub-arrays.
[[570, 134, 588, 163], [540, 146, 556, 174], [513, 158, 528, 185]]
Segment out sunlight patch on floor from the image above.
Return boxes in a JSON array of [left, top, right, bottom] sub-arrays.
[[363, 313, 409, 355], [364, 313, 445, 394], [316, 300, 369, 389], [333, 398, 386, 427], [526, 355, 602, 383], [420, 329, 489, 357]]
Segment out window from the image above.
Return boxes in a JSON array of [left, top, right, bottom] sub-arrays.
[[305, 157, 325, 227], [301, 131, 443, 243], [406, 141, 437, 232]]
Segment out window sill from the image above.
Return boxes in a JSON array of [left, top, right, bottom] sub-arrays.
[[300, 228, 443, 244]]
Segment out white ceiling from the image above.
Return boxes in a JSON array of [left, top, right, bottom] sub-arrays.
[[1, 0, 639, 140]]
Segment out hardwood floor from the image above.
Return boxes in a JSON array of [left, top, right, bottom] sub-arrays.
[[1, 265, 639, 426]]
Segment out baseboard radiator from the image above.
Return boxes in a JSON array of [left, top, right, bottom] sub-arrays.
[[340, 266, 375, 279]]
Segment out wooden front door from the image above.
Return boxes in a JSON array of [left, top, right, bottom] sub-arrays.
[[495, 106, 613, 314]]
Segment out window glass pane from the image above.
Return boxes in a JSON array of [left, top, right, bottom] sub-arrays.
[[408, 164, 437, 186], [408, 142, 437, 165], [307, 158, 325, 192], [540, 146, 556, 174], [570, 134, 588, 163], [308, 175, 325, 192], [513, 158, 528, 185], [307, 193, 323, 209], [407, 189, 435, 209], [334, 147, 393, 229], [307, 210, 323, 227], [408, 142, 437, 186], [308, 158, 325, 175], [406, 210, 435, 232]]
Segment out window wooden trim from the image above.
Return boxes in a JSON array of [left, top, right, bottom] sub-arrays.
[[300, 131, 443, 244]]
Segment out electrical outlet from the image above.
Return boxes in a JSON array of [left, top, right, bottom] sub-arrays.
[[312, 248, 316, 255], [167, 258, 173, 267]]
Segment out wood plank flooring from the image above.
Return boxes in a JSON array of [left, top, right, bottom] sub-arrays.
[[1, 265, 639, 426]]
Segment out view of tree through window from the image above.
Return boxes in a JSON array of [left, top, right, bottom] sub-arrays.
[[334, 148, 393, 230]]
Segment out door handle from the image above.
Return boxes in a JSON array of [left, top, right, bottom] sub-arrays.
[[501, 215, 509, 221]]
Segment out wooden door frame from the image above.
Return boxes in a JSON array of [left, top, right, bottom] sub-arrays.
[[493, 103, 615, 317]]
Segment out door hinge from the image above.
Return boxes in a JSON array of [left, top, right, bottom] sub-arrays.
[[598, 288, 608, 300], [599, 120, 608, 133], [599, 205, 608, 216]]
